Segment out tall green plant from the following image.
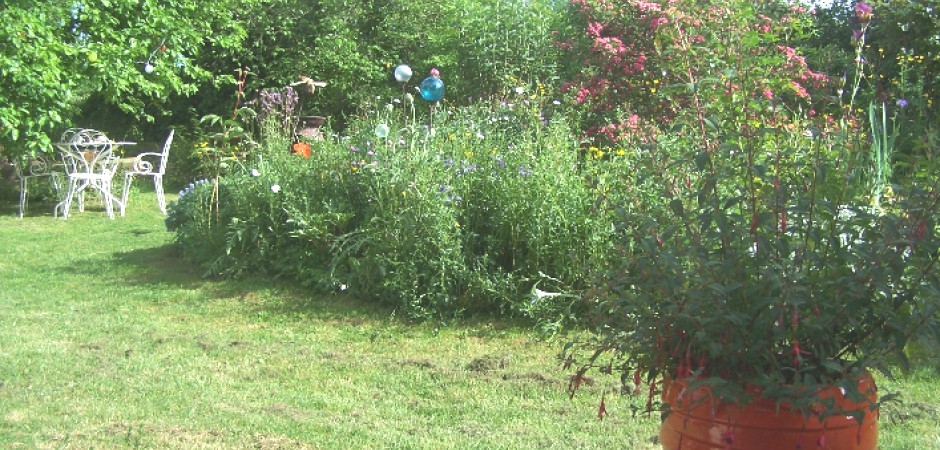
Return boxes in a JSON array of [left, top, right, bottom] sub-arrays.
[[169, 87, 611, 321]]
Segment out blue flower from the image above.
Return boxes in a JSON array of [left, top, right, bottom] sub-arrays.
[[896, 98, 909, 109]]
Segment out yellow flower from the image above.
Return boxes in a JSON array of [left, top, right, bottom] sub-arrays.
[[465, 151, 473, 158], [455, 221, 460, 228], [615, 149, 626, 156]]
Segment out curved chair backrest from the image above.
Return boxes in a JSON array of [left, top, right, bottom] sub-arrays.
[[13, 157, 57, 179], [157, 129, 175, 175]]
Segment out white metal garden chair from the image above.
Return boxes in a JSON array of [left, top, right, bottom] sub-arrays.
[[121, 129, 174, 215], [13, 156, 63, 218]]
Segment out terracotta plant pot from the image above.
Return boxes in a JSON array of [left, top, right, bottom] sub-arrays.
[[660, 373, 878, 450]]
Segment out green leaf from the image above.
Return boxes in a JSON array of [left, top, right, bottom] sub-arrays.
[[670, 199, 685, 219], [694, 151, 710, 171]]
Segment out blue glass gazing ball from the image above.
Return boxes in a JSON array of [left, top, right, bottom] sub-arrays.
[[419, 77, 445, 102]]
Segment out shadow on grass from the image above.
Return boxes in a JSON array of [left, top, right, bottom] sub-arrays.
[[0, 198, 60, 218], [97, 243, 534, 334], [98, 243, 402, 325]]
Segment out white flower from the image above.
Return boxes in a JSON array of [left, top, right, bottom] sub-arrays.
[[339, 284, 347, 291], [271, 184, 281, 193], [251, 168, 260, 177], [375, 123, 390, 139], [515, 86, 525, 94]]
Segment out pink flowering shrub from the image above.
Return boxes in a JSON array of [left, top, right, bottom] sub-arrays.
[[560, 0, 823, 146]]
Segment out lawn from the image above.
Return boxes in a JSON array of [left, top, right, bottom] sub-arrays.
[[0, 193, 938, 449], [0, 193, 659, 448]]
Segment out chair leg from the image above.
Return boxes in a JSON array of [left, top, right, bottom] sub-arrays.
[[60, 180, 78, 219], [121, 173, 133, 216], [103, 180, 115, 220], [154, 175, 166, 214], [18, 177, 27, 219]]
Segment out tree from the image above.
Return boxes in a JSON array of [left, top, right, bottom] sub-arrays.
[[0, 0, 258, 161]]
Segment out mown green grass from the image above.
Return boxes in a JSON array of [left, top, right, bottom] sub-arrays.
[[1, 192, 938, 449], [0, 192, 660, 449]]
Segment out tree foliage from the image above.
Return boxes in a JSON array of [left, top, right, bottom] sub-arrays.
[[200, 0, 567, 122], [0, 0, 257, 160]]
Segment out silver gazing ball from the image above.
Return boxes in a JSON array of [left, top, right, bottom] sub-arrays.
[[394, 64, 412, 83]]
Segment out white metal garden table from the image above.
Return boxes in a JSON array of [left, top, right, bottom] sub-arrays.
[[53, 129, 135, 219]]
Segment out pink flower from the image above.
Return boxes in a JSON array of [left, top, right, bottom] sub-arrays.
[[430, 68, 440, 78], [649, 17, 669, 31], [587, 21, 605, 38], [791, 81, 810, 99], [762, 89, 774, 100]]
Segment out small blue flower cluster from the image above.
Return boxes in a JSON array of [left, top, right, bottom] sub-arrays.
[[178, 178, 211, 200]]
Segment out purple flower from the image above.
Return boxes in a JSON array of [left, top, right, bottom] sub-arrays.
[[851, 29, 864, 44], [855, 2, 873, 21], [519, 165, 531, 177], [896, 98, 909, 108]]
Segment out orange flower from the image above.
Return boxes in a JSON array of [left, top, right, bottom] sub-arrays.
[[291, 141, 311, 158]]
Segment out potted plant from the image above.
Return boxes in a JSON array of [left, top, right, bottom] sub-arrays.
[[565, 101, 939, 449], [561, 1, 939, 448]]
